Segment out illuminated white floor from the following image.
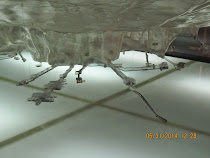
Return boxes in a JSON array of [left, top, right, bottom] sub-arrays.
[[105, 62, 210, 132], [0, 80, 87, 141], [0, 107, 210, 158], [0, 52, 209, 158]]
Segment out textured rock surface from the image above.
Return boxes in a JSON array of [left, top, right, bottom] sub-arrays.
[[0, 0, 210, 65]]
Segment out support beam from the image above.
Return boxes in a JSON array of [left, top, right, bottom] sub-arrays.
[[16, 66, 55, 86]]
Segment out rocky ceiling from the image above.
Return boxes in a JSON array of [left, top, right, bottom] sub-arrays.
[[0, 0, 210, 66]]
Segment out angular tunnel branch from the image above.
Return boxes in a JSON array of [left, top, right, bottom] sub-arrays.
[[105, 60, 167, 123]]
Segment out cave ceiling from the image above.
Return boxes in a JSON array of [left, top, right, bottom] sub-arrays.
[[0, 0, 210, 65]]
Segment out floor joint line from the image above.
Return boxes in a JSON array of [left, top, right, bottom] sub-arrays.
[[0, 61, 196, 148]]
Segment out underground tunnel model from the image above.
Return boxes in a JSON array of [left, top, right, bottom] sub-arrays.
[[1, 0, 210, 123]]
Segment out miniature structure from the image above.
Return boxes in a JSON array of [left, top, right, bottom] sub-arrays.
[[27, 66, 72, 105], [15, 53, 177, 123], [0, 0, 210, 122]]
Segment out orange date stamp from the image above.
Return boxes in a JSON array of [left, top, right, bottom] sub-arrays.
[[146, 133, 197, 139]]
